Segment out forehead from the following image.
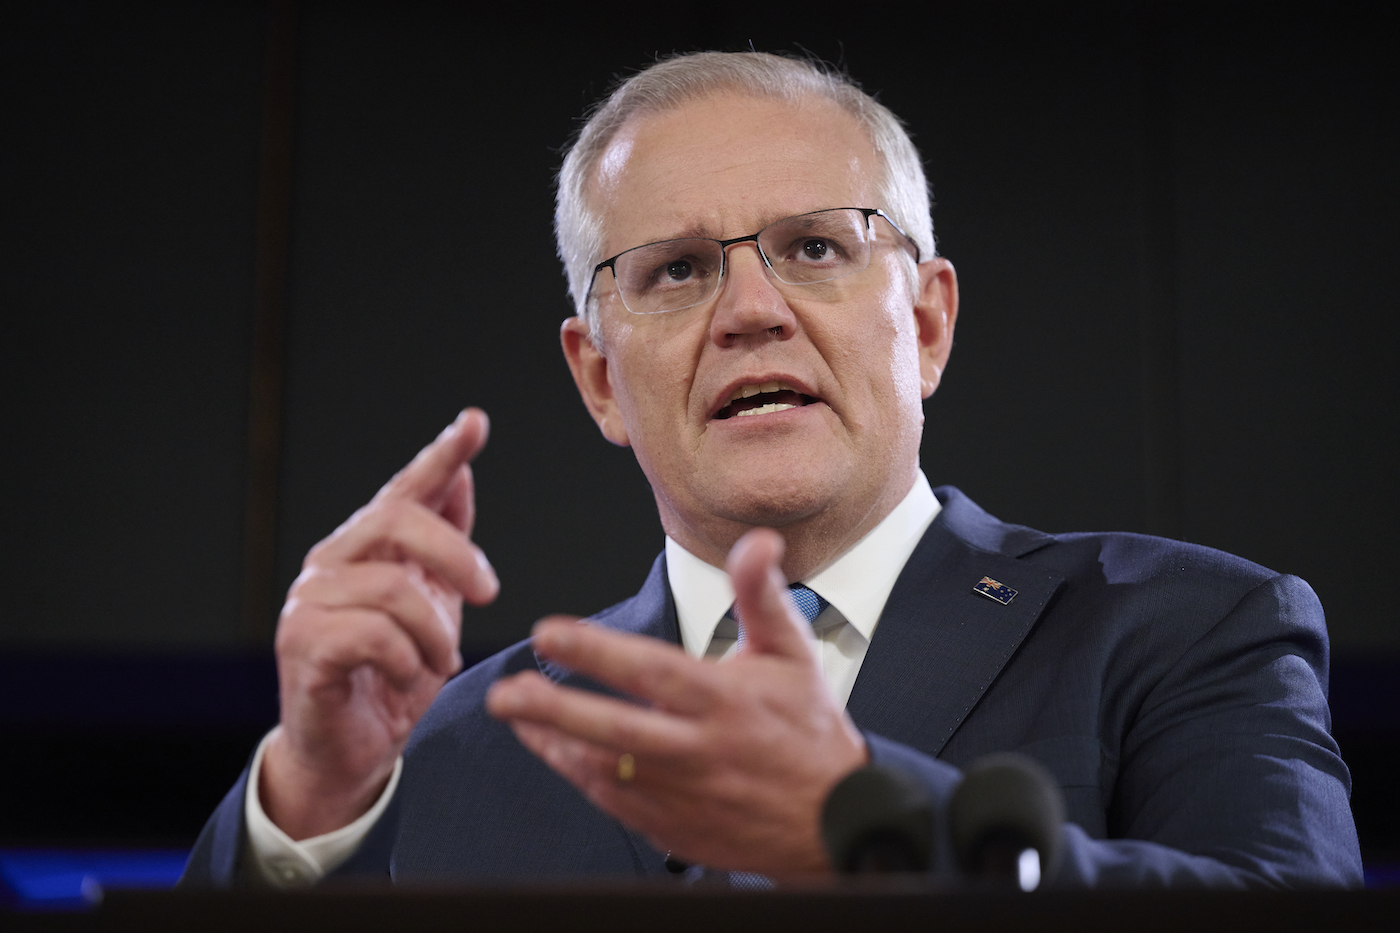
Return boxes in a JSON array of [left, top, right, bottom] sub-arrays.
[[589, 92, 883, 254]]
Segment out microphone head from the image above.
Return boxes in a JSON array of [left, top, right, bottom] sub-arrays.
[[821, 765, 934, 873], [949, 752, 1065, 888]]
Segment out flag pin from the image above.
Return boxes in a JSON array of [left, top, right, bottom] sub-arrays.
[[974, 576, 1018, 605]]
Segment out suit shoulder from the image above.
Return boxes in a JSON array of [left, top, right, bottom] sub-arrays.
[[1029, 530, 1327, 675], [932, 487, 1321, 643], [408, 638, 536, 751], [1046, 529, 1280, 590], [936, 485, 1296, 594]]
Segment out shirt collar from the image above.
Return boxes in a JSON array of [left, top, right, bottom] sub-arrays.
[[666, 471, 941, 657]]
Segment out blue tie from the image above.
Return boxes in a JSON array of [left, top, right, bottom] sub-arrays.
[[732, 583, 828, 648], [787, 583, 828, 626]]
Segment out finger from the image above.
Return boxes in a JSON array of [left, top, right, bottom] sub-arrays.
[[505, 720, 747, 871], [312, 499, 499, 605], [293, 563, 462, 677], [487, 669, 701, 755], [438, 462, 474, 535], [507, 719, 681, 819], [509, 719, 604, 783], [376, 408, 490, 512], [726, 528, 814, 659], [527, 618, 724, 715], [505, 720, 660, 817], [279, 604, 431, 693]]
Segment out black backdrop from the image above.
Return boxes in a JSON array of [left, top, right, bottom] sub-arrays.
[[2, 0, 1397, 866]]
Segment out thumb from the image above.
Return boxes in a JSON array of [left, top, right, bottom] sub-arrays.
[[726, 528, 816, 659]]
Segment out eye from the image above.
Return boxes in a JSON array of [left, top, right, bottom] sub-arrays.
[[649, 255, 710, 290], [616, 241, 716, 297], [799, 238, 831, 262], [609, 235, 724, 313]]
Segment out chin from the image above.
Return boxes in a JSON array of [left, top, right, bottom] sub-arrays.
[[707, 475, 844, 529]]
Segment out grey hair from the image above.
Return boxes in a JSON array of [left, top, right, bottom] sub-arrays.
[[554, 51, 936, 330]]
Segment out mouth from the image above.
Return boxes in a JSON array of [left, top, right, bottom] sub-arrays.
[[712, 380, 820, 420]]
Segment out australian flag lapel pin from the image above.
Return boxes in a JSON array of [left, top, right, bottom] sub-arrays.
[[973, 576, 1018, 605]]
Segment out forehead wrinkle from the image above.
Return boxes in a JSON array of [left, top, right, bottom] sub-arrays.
[[606, 162, 867, 255], [590, 93, 881, 258]]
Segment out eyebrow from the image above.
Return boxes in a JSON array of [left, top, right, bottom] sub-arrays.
[[676, 224, 718, 240], [643, 222, 721, 243], [643, 211, 805, 246], [607, 225, 713, 258]]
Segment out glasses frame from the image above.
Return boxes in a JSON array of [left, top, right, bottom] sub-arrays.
[[586, 207, 922, 315]]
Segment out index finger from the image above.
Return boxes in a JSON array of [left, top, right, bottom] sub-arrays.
[[375, 408, 490, 511], [530, 618, 724, 716]]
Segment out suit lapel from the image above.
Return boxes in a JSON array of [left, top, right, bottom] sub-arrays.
[[536, 553, 678, 686], [847, 487, 1064, 758]]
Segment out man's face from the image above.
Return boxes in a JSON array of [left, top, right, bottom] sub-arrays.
[[563, 92, 957, 570]]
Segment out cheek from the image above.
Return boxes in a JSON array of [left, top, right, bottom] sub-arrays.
[[602, 317, 698, 431], [866, 291, 927, 417]]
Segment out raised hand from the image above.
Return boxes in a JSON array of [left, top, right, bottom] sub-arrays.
[[260, 408, 498, 840], [485, 527, 868, 877]]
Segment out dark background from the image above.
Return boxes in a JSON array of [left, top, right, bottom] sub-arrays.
[[2, 0, 1396, 873]]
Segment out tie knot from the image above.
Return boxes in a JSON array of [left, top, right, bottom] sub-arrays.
[[727, 584, 829, 632], [786, 583, 828, 626]]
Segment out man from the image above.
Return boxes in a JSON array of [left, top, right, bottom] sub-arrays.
[[183, 51, 1361, 888]]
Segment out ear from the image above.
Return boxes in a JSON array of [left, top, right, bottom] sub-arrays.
[[560, 316, 631, 447], [911, 257, 959, 398]]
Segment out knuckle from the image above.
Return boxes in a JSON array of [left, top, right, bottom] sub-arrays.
[[289, 563, 335, 595], [365, 625, 406, 664], [303, 539, 331, 568], [276, 593, 317, 632], [368, 563, 415, 605], [364, 500, 404, 539], [273, 621, 295, 656], [519, 677, 558, 715], [274, 600, 327, 656], [632, 664, 669, 698], [345, 499, 411, 547], [607, 716, 648, 749]]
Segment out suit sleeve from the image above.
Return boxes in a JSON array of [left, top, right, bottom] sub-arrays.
[[178, 767, 250, 887], [867, 572, 1362, 888], [178, 762, 399, 888]]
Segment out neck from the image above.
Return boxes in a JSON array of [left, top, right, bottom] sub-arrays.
[[658, 469, 918, 582]]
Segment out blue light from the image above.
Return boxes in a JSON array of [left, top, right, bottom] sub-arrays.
[[0, 848, 188, 911]]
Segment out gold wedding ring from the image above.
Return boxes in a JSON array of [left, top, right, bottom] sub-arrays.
[[616, 753, 636, 783]]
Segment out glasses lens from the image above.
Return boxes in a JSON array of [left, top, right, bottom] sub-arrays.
[[760, 209, 872, 286], [612, 238, 723, 314]]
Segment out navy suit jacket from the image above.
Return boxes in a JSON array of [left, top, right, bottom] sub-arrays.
[[183, 487, 1362, 888]]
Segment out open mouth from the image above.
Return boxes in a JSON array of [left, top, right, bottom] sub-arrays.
[[713, 381, 819, 420]]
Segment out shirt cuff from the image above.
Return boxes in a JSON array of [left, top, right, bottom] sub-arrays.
[[242, 727, 404, 888]]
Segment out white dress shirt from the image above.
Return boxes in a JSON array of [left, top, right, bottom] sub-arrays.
[[242, 726, 403, 886], [245, 472, 942, 886], [667, 470, 940, 706]]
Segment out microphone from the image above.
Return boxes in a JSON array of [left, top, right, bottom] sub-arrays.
[[948, 753, 1065, 891], [821, 765, 934, 873]]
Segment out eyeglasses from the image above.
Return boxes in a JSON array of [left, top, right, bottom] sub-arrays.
[[587, 207, 921, 316]]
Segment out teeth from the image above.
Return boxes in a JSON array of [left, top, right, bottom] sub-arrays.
[[731, 380, 787, 401], [736, 402, 797, 417]]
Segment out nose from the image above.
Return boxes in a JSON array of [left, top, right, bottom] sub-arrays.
[[707, 241, 798, 348]]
